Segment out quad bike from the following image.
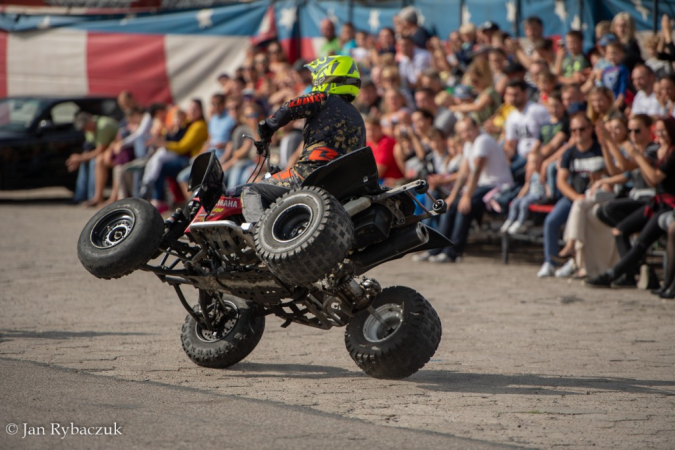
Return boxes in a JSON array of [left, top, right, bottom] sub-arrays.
[[77, 143, 451, 379]]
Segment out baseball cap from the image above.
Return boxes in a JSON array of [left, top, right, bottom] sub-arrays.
[[479, 21, 500, 32], [598, 33, 617, 47]]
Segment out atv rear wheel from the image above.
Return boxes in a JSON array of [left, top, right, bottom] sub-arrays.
[[77, 198, 164, 279], [181, 293, 265, 368], [255, 187, 353, 286], [345, 286, 442, 379]]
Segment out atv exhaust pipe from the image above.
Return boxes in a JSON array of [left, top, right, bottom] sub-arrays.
[[351, 223, 429, 275]]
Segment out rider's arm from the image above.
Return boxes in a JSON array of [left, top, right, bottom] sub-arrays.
[[263, 93, 327, 135]]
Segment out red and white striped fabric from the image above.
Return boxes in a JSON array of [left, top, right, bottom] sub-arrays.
[[0, 3, 267, 106], [0, 29, 249, 106]]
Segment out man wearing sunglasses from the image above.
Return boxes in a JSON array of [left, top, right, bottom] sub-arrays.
[[538, 114, 606, 277]]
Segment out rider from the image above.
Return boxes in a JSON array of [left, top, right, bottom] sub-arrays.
[[242, 55, 366, 223]]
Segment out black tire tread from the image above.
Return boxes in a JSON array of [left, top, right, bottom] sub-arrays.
[[345, 286, 442, 379], [77, 198, 165, 280], [255, 187, 353, 286], [181, 300, 265, 369]]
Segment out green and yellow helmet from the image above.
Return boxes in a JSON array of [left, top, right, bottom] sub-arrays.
[[304, 55, 361, 101]]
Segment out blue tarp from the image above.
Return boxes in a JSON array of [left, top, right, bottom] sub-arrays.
[[2, 0, 675, 49]]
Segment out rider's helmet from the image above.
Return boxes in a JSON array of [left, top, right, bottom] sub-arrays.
[[304, 55, 361, 102]]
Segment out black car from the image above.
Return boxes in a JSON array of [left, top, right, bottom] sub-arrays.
[[0, 96, 123, 191]]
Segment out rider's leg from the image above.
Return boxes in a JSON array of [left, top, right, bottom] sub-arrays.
[[242, 183, 291, 223]]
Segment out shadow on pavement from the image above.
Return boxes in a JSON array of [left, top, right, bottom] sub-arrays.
[[411, 370, 675, 397], [232, 361, 356, 378], [0, 198, 73, 205], [224, 363, 675, 397], [0, 329, 151, 340]]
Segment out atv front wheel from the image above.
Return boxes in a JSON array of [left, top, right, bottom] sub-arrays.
[[77, 198, 164, 279], [181, 293, 265, 368], [345, 286, 442, 379], [255, 187, 353, 286]]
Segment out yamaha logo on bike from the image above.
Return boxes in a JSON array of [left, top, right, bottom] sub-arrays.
[[217, 199, 240, 209]]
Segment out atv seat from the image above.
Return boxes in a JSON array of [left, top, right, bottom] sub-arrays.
[[300, 147, 384, 201]]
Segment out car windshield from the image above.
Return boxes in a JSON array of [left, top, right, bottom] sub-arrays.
[[0, 98, 48, 132]]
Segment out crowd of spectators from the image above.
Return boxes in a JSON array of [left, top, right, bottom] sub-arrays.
[[67, 6, 675, 295]]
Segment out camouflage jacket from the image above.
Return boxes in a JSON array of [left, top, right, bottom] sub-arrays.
[[264, 93, 366, 178]]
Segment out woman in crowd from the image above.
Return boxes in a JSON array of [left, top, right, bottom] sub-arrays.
[[611, 12, 643, 71], [448, 59, 501, 125], [587, 86, 619, 125], [553, 118, 632, 278], [380, 88, 411, 136], [586, 117, 675, 288], [144, 99, 208, 211]]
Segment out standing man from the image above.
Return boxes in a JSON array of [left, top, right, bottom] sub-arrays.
[[420, 117, 513, 263], [66, 112, 119, 204]]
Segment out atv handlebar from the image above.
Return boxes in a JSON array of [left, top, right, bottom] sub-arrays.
[[242, 134, 270, 157]]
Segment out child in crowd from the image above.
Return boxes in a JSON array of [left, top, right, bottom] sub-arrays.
[[592, 33, 617, 72], [426, 129, 463, 197], [555, 30, 590, 85], [536, 71, 558, 105], [585, 40, 629, 110], [500, 152, 547, 234], [351, 30, 371, 65]]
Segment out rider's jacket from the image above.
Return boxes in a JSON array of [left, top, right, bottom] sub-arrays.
[[264, 93, 366, 179]]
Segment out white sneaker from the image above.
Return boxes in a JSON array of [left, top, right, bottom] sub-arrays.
[[499, 219, 514, 234], [411, 251, 432, 262], [507, 221, 528, 235], [555, 258, 577, 278], [537, 262, 555, 278], [428, 253, 455, 263]]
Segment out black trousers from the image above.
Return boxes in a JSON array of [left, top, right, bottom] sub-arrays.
[[612, 205, 671, 278], [596, 198, 647, 228]]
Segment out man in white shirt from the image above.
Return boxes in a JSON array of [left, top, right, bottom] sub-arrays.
[[630, 64, 666, 119], [503, 79, 551, 160], [423, 117, 513, 263], [397, 35, 431, 89]]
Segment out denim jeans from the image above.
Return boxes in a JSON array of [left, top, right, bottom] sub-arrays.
[[152, 156, 190, 201], [543, 196, 572, 264], [429, 185, 494, 257], [73, 158, 97, 203], [508, 192, 542, 224], [510, 154, 527, 185], [546, 161, 559, 200]]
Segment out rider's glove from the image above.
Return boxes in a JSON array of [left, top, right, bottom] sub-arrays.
[[257, 120, 273, 142], [254, 139, 268, 156]]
